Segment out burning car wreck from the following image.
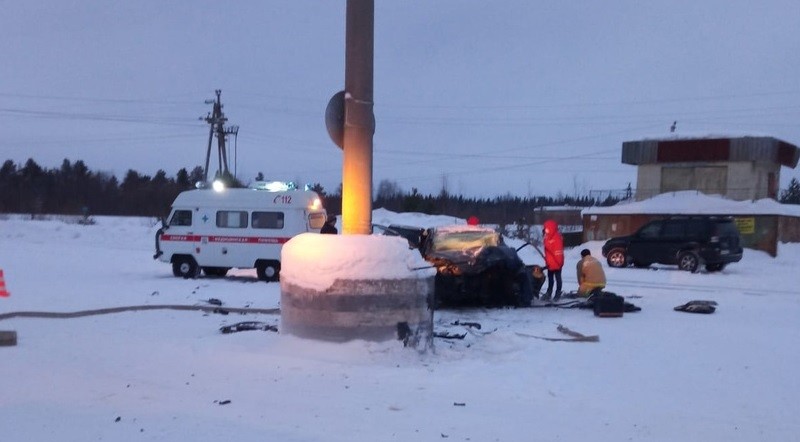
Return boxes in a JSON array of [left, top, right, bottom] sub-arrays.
[[419, 225, 534, 308]]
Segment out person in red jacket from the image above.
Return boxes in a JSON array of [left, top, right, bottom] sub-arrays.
[[542, 219, 564, 301]]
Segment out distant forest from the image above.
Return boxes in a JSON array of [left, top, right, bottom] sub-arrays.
[[3, 158, 796, 223]]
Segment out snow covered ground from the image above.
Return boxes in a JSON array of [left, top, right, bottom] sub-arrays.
[[1, 212, 799, 442]]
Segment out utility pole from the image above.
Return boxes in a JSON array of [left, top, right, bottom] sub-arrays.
[[341, 0, 375, 234], [202, 90, 238, 184], [324, 0, 375, 234]]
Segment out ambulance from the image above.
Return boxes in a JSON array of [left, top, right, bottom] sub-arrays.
[[153, 182, 327, 281]]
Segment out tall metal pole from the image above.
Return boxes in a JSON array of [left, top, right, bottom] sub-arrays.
[[203, 90, 231, 183], [204, 118, 214, 183], [342, 0, 375, 235]]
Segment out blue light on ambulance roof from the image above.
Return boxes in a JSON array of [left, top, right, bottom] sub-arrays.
[[249, 180, 298, 192]]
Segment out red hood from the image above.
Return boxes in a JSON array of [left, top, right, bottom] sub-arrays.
[[543, 220, 559, 234]]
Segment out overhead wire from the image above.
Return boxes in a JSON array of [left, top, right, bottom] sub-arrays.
[[3, 89, 798, 189]]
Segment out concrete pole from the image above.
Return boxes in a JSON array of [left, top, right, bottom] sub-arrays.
[[342, 0, 375, 235]]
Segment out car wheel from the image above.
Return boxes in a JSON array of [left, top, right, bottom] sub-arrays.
[[256, 260, 281, 282], [705, 263, 726, 272], [606, 248, 628, 268], [678, 252, 700, 273], [172, 256, 198, 279]]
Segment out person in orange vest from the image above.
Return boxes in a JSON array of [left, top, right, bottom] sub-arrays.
[[576, 248, 606, 297], [542, 219, 564, 301]]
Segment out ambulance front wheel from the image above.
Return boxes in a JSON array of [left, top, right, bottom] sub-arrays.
[[172, 256, 199, 279], [256, 260, 281, 282]]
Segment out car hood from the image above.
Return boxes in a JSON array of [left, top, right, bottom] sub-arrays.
[[425, 245, 522, 276], [425, 247, 484, 274]]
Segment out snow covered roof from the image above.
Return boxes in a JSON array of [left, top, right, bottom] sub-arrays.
[[582, 191, 800, 216], [636, 131, 773, 141]]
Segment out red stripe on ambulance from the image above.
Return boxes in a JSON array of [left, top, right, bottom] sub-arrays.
[[161, 234, 289, 244], [160, 234, 202, 242]]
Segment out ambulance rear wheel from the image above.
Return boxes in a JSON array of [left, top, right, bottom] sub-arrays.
[[256, 260, 281, 282], [173, 256, 198, 279]]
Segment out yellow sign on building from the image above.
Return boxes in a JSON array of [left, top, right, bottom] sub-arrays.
[[734, 217, 755, 234]]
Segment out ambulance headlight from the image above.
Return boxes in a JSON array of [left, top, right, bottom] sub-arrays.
[[212, 180, 226, 192]]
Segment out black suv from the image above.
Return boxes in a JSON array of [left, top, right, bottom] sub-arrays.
[[601, 216, 743, 272]]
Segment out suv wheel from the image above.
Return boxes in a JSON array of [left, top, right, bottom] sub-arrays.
[[678, 252, 700, 273], [606, 248, 628, 268]]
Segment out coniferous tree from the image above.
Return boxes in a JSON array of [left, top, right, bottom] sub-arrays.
[[188, 166, 205, 187], [0, 157, 621, 220], [175, 168, 191, 191], [0, 160, 19, 212], [780, 178, 800, 204]]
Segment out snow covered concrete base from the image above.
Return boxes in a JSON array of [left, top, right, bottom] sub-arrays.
[[281, 277, 434, 347], [280, 233, 437, 348]]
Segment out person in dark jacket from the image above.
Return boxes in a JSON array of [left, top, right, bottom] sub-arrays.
[[542, 219, 564, 301], [320, 214, 338, 234]]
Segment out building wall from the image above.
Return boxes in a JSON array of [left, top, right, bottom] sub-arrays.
[[635, 165, 661, 200], [531, 208, 582, 228], [582, 214, 657, 242], [726, 161, 780, 200], [779, 216, 800, 243], [635, 161, 781, 201]]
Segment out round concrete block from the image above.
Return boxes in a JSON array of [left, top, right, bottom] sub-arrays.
[[280, 233, 437, 350], [281, 276, 434, 348]]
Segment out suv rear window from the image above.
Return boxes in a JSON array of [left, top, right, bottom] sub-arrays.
[[714, 221, 740, 237], [683, 219, 708, 240], [661, 221, 684, 239]]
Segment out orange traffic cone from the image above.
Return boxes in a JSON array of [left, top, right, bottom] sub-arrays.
[[0, 269, 10, 297]]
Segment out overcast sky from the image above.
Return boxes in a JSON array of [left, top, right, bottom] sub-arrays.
[[2, 0, 799, 198]]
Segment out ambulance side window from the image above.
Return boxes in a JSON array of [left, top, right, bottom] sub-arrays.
[[169, 210, 192, 226], [252, 211, 285, 229], [216, 211, 248, 228]]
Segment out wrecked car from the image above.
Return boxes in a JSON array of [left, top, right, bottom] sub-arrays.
[[420, 225, 533, 308], [372, 223, 426, 250]]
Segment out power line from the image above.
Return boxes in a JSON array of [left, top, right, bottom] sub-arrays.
[[376, 89, 800, 110], [0, 107, 203, 127], [0, 91, 202, 105], [0, 133, 202, 147]]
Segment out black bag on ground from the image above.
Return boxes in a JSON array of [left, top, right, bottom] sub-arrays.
[[592, 291, 625, 318]]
